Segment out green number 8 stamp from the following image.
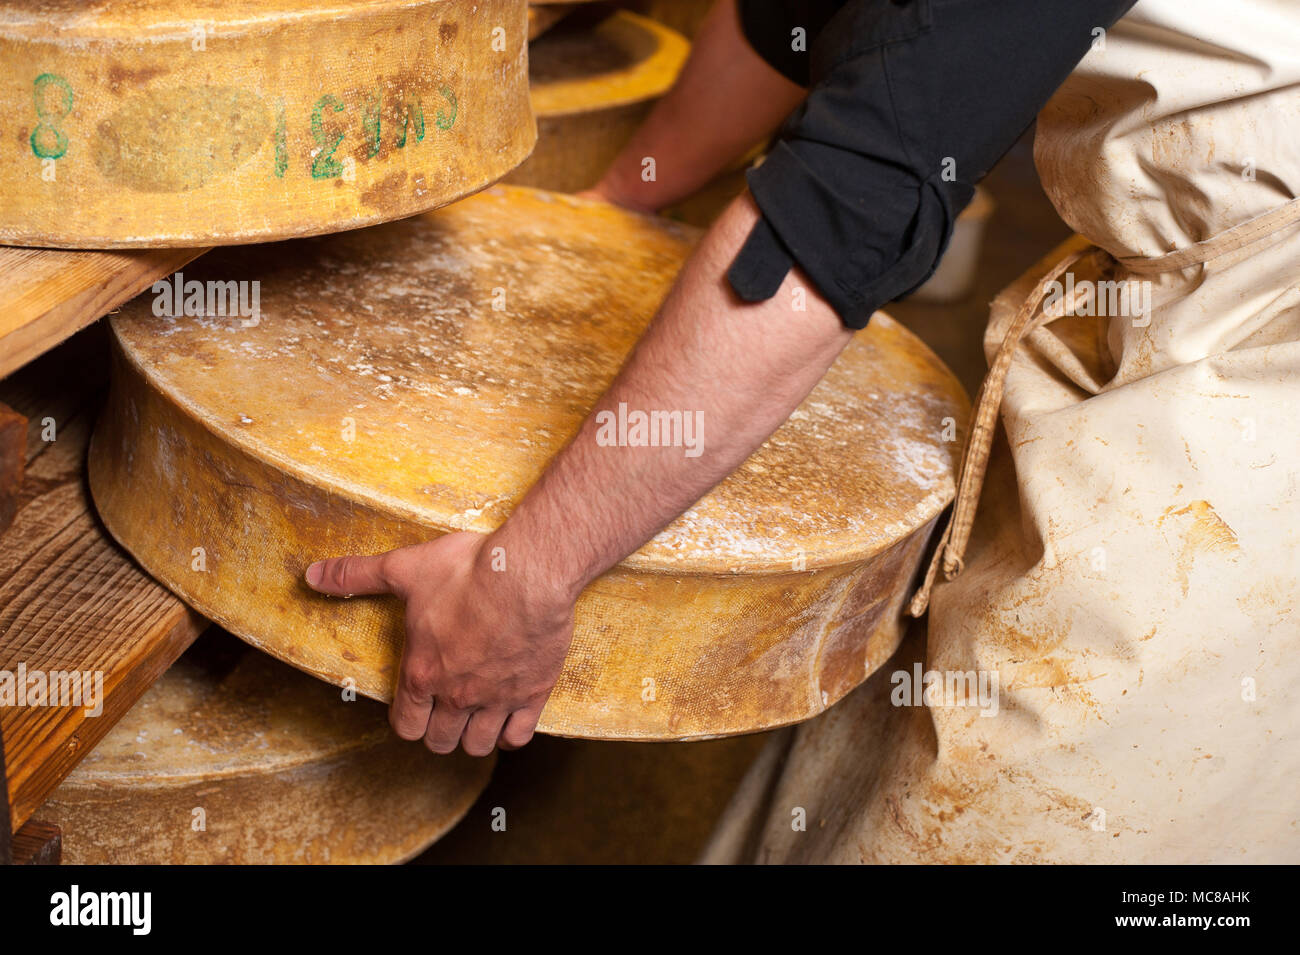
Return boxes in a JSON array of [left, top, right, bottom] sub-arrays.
[[31, 72, 74, 160]]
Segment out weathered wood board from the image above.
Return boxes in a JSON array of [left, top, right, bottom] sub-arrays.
[[41, 630, 493, 864], [0, 402, 24, 537], [506, 11, 688, 193], [0, 245, 204, 381], [9, 818, 60, 864], [0, 0, 536, 248], [0, 331, 206, 832], [89, 185, 968, 741]]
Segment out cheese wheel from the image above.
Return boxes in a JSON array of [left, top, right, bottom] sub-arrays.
[[527, 3, 576, 40], [88, 185, 968, 740], [41, 631, 493, 864], [623, 0, 715, 39], [506, 11, 687, 193], [0, 0, 535, 248]]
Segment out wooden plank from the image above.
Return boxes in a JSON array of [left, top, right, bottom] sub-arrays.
[[0, 245, 204, 381], [11, 819, 60, 865], [0, 329, 206, 832], [0, 401, 23, 537]]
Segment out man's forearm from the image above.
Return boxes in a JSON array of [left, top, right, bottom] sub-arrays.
[[589, 0, 805, 213], [482, 193, 854, 607]]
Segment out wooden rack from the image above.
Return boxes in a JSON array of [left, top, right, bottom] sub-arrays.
[[0, 247, 207, 864]]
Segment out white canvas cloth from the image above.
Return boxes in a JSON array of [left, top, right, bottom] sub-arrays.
[[703, 0, 1300, 863]]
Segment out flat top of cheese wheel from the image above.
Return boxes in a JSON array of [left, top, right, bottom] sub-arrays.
[[529, 11, 688, 116], [66, 633, 389, 784], [109, 186, 965, 573]]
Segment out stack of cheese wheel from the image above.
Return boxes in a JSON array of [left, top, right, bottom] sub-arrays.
[[0, 0, 535, 247], [88, 185, 969, 742], [40, 631, 493, 864], [507, 9, 688, 193], [528, 3, 576, 39]]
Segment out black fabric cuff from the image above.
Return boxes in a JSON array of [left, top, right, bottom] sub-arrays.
[[727, 214, 794, 304], [730, 144, 972, 330], [726, 0, 1137, 331]]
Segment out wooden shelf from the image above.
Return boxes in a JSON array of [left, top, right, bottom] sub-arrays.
[[0, 245, 204, 381], [0, 329, 206, 833]]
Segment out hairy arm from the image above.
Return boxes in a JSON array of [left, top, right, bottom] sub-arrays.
[[492, 194, 851, 608], [306, 194, 852, 754], [305, 5, 838, 757]]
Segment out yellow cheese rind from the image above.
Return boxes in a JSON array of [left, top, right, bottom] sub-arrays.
[[0, 0, 536, 248], [506, 11, 688, 193], [41, 634, 493, 864], [89, 185, 968, 740]]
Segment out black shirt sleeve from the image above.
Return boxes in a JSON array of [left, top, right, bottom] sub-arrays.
[[730, 0, 1136, 330], [737, 0, 848, 87]]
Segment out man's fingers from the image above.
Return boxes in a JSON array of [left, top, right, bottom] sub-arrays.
[[305, 552, 392, 597], [462, 709, 508, 757], [390, 678, 435, 741], [423, 700, 473, 755], [497, 700, 546, 751]]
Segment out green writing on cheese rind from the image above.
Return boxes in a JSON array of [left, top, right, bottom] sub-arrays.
[[310, 94, 345, 179], [31, 73, 74, 160], [396, 96, 424, 149], [363, 91, 381, 159], [435, 87, 457, 131], [274, 99, 288, 178], [282, 85, 460, 179]]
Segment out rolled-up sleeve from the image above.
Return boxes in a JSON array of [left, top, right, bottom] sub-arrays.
[[730, 0, 1136, 329]]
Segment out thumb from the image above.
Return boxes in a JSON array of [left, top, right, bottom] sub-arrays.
[[305, 552, 393, 597]]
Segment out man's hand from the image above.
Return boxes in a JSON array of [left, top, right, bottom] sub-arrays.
[[305, 531, 574, 756]]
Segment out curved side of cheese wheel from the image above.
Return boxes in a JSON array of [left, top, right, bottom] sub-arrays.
[[89, 370, 936, 739], [0, 0, 535, 248], [40, 633, 493, 864], [90, 375, 936, 740], [506, 11, 688, 193]]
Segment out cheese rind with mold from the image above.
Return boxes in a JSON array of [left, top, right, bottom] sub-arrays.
[[89, 186, 969, 740]]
